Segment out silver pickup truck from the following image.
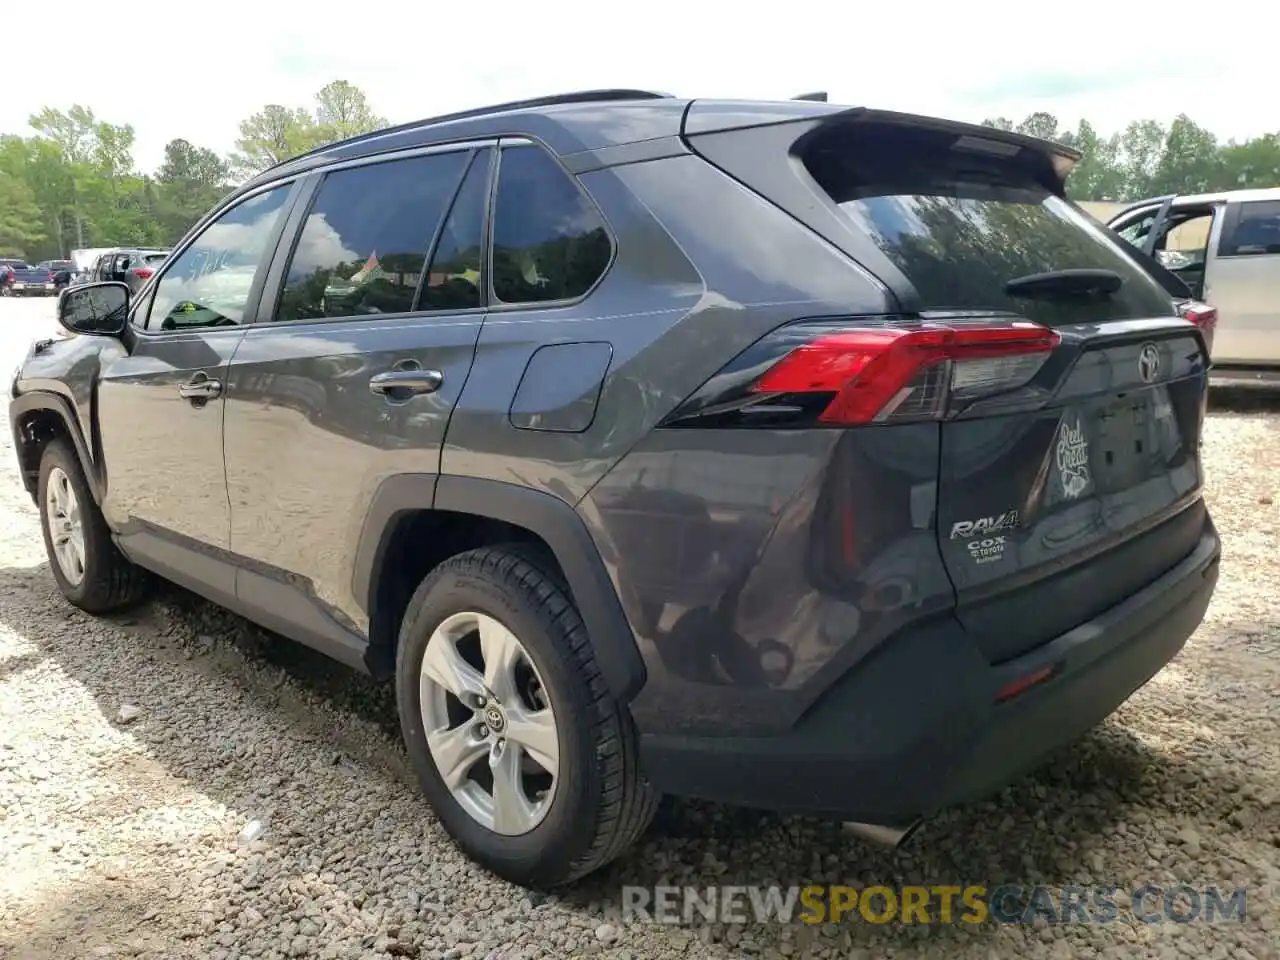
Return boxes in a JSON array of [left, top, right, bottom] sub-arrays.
[[1108, 188, 1280, 384]]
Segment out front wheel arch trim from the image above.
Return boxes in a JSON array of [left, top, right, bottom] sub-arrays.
[[10, 392, 102, 504]]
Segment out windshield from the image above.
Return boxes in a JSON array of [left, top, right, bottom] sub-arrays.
[[803, 126, 1176, 325]]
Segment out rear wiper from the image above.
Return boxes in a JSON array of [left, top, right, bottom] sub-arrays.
[[1005, 268, 1123, 300]]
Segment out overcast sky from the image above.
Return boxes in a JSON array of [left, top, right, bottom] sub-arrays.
[[5, 0, 1273, 174]]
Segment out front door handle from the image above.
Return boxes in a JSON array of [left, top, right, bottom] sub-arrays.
[[178, 372, 222, 401], [369, 369, 443, 398]]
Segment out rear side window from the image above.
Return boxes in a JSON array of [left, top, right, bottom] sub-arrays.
[[276, 151, 469, 323], [802, 123, 1176, 325], [491, 144, 611, 304], [1220, 200, 1280, 257], [419, 149, 491, 311]]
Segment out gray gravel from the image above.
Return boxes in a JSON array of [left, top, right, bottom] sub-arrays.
[[0, 296, 1277, 960]]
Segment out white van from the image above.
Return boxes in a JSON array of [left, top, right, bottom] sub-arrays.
[[1108, 187, 1280, 382]]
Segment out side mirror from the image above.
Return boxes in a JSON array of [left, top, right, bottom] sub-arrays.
[[58, 281, 130, 337]]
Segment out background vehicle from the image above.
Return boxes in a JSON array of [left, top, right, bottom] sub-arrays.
[[0, 260, 57, 295], [37, 260, 77, 291], [10, 91, 1219, 890], [86, 248, 169, 294], [1108, 188, 1280, 382]]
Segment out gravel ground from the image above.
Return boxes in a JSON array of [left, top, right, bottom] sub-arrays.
[[0, 295, 1277, 960]]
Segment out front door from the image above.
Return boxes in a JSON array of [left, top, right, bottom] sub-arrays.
[[96, 183, 298, 598], [222, 145, 494, 644]]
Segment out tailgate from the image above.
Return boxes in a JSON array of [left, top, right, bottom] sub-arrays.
[[683, 105, 1212, 662], [938, 321, 1207, 661]]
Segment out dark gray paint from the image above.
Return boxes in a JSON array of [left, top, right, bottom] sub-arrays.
[[509, 342, 613, 433], [9, 91, 1217, 815]]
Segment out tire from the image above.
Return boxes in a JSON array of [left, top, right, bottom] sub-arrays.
[[396, 546, 657, 888], [37, 439, 149, 613]]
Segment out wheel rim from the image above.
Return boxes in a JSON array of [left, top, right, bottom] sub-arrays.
[[45, 466, 86, 586], [419, 611, 560, 836]]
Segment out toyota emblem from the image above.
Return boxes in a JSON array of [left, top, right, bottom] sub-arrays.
[[1138, 343, 1161, 383]]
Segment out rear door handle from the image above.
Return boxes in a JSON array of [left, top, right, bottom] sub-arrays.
[[178, 373, 221, 401], [369, 369, 443, 398]]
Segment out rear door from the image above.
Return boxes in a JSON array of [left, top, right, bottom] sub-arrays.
[[1205, 198, 1280, 365], [222, 144, 494, 647]]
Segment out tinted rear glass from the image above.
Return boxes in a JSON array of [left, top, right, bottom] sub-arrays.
[[802, 124, 1175, 325]]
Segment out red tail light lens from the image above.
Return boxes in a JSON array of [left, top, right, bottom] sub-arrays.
[[1177, 300, 1216, 356], [1180, 302, 1216, 332], [750, 321, 1059, 425], [660, 316, 1061, 429], [134, 268, 154, 280]]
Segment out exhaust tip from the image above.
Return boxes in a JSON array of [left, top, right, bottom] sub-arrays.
[[841, 818, 922, 850]]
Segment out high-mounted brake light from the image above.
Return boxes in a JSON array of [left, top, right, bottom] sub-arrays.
[[750, 322, 1060, 425]]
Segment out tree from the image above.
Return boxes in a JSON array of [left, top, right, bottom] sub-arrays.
[[1058, 120, 1126, 201], [1016, 111, 1061, 143], [1218, 133, 1280, 189], [1150, 114, 1220, 195], [314, 80, 387, 141], [156, 138, 230, 242], [229, 105, 319, 179], [0, 169, 45, 256], [28, 105, 98, 165], [158, 138, 228, 187]]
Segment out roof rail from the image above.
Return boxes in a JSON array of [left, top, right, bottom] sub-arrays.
[[792, 91, 829, 102], [260, 89, 675, 175]]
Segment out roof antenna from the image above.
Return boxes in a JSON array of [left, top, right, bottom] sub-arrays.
[[793, 91, 828, 102]]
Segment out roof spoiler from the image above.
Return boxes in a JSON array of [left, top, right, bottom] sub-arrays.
[[684, 102, 1081, 192]]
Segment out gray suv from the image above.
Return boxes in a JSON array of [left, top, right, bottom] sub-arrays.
[[10, 90, 1220, 889]]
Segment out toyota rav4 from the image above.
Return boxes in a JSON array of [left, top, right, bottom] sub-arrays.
[[10, 90, 1220, 889]]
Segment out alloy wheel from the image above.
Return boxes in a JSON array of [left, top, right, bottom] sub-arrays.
[[45, 466, 85, 586], [418, 611, 560, 835]]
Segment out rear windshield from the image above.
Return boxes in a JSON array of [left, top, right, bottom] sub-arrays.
[[802, 124, 1176, 325]]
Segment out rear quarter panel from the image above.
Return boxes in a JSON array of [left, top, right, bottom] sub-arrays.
[[442, 153, 899, 503]]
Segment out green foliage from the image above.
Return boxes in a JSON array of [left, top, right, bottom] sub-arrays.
[[982, 112, 1280, 201], [4, 81, 386, 260]]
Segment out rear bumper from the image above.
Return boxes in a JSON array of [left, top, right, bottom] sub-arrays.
[[638, 519, 1220, 822]]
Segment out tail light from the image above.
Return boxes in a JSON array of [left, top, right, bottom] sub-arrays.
[[134, 268, 154, 280], [661, 315, 1060, 428], [1179, 301, 1216, 332], [1177, 300, 1216, 356]]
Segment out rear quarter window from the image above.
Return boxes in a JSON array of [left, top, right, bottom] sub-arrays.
[[801, 123, 1176, 325], [490, 144, 612, 305]]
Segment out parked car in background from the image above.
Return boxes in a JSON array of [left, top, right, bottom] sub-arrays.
[[87, 248, 169, 294], [10, 91, 1219, 889], [1108, 188, 1280, 383], [37, 260, 77, 291], [0, 259, 57, 296]]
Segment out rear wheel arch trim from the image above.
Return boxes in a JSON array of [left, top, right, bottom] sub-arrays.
[[353, 474, 646, 703], [10, 392, 102, 503]]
